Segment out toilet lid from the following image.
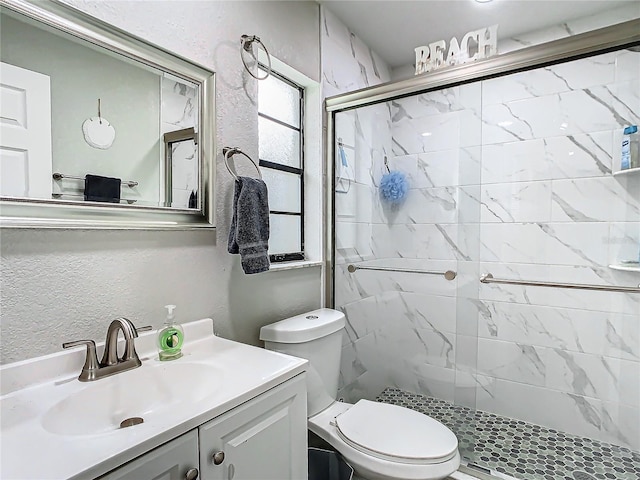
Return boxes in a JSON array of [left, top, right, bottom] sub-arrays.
[[334, 400, 458, 465]]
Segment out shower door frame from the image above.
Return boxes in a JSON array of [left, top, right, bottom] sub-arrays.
[[323, 18, 640, 306]]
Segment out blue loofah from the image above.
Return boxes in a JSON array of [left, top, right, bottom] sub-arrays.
[[379, 170, 409, 203]]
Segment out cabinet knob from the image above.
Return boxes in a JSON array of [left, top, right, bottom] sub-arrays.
[[212, 451, 225, 465], [185, 467, 199, 480]]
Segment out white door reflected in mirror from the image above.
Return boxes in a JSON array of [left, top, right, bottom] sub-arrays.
[[0, 62, 52, 199]]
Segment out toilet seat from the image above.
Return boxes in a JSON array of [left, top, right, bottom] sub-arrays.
[[334, 400, 458, 465], [309, 401, 461, 480]]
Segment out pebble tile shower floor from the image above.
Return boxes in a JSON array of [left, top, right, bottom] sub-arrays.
[[376, 388, 640, 480]]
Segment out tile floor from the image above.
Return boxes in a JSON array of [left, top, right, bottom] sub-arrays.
[[450, 472, 483, 480], [377, 388, 640, 480]]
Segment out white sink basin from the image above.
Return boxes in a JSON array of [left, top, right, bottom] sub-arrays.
[[42, 361, 221, 436], [1, 319, 308, 480]]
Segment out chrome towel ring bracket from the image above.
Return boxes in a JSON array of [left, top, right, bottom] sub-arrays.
[[223, 147, 262, 181], [240, 34, 272, 80]]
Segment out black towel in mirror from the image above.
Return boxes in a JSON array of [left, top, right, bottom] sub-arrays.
[[84, 174, 121, 203]]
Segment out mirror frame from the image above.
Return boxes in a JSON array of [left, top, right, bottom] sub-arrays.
[[0, 0, 216, 229]]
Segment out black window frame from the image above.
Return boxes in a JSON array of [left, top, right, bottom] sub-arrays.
[[258, 65, 305, 263]]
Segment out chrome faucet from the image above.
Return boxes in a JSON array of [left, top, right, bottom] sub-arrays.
[[63, 317, 152, 382]]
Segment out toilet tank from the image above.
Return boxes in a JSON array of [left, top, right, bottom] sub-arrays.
[[260, 308, 345, 417]]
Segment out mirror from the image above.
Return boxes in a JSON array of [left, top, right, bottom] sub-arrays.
[[0, 0, 215, 229]]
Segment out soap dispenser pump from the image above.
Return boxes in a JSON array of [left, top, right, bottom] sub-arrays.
[[157, 304, 184, 361]]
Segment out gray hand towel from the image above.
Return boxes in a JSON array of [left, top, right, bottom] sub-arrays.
[[228, 176, 270, 274]]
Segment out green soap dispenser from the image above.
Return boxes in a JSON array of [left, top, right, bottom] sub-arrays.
[[157, 304, 184, 361]]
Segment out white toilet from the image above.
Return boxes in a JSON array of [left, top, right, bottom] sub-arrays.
[[260, 308, 461, 480]]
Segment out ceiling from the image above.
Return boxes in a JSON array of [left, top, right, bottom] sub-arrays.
[[319, 0, 637, 69]]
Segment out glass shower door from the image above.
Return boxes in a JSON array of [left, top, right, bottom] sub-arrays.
[[331, 40, 640, 479], [332, 82, 484, 463]]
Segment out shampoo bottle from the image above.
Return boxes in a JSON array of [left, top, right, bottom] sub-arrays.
[[621, 125, 638, 170], [157, 304, 184, 361]]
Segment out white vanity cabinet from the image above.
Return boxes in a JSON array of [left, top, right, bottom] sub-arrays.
[[198, 374, 307, 480], [99, 374, 307, 480], [99, 430, 200, 480]]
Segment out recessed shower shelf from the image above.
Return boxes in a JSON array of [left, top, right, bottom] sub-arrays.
[[609, 263, 640, 273], [612, 166, 640, 177]]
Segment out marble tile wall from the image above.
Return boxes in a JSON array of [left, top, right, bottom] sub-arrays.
[[321, 7, 390, 98], [496, 4, 640, 57], [333, 47, 640, 451]]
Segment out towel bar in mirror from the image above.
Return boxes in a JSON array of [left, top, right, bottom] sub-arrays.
[[0, 0, 215, 229]]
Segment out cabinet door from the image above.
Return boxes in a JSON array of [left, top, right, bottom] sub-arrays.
[[100, 430, 199, 480], [199, 374, 307, 480]]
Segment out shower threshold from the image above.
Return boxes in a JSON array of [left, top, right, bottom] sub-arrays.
[[376, 388, 639, 480]]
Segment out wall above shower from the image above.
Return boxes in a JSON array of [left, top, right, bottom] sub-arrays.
[[320, 1, 639, 72]]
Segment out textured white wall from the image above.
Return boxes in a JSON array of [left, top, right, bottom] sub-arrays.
[[0, 1, 322, 364]]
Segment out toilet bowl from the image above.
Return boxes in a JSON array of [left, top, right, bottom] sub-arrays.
[[260, 308, 460, 480], [309, 400, 460, 480]]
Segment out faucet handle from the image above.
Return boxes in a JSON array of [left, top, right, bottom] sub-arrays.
[[62, 340, 100, 381], [135, 325, 153, 334], [62, 339, 95, 350]]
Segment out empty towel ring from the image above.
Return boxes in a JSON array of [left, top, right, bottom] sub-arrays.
[[240, 34, 272, 80], [223, 147, 262, 181]]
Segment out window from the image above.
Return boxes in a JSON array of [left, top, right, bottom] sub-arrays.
[[258, 67, 304, 262]]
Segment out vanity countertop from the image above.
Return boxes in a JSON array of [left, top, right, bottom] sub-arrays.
[[0, 319, 307, 480]]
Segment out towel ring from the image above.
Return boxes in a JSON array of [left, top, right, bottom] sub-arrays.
[[240, 34, 272, 80], [223, 147, 262, 181]]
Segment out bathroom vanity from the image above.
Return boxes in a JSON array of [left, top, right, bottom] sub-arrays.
[[0, 319, 308, 479]]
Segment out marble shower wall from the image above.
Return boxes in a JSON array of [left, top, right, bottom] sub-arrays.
[[321, 7, 390, 98], [334, 48, 640, 451]]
